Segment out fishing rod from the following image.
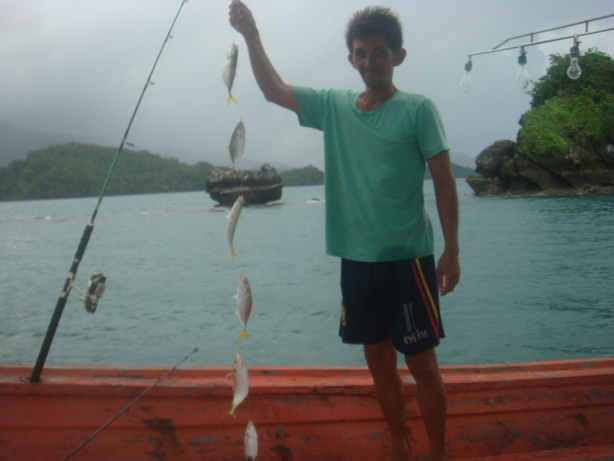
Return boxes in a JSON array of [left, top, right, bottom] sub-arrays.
[[60, 347, 199, 461], [29, 0, 189, 384]]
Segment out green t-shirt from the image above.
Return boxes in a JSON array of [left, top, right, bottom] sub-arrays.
[[294, 86, 449, 262]]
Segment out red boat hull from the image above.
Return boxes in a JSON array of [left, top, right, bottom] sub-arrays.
[[1, 359, 613, 460]]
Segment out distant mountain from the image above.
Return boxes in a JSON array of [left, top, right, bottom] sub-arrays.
[[450, 151, 476, 168], [0, 142, 215, 200], [0, 122, 76, 166]]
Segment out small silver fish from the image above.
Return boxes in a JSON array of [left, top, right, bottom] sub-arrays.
[[226, 195, 244, 263], [228, 120, 246, 170], [229, 350, 248, 417], [234, 274, 253, 340], [223, 43, 239, 104], [244, 421, 258, 461]]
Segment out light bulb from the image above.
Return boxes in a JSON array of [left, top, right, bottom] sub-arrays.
[[460, 59, 472, 93], [516, 48, 529, 90], [567, 58, 582, 79], [460, 72, 472, 93], [516, 66, 530, 90], [567, 43, 582, 79]]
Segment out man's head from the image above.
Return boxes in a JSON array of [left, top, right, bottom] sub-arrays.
[[345, 6, 403, 53], [346, 7, 406, 90]]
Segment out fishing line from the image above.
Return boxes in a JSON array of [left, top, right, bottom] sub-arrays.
[[129, 31, 175, 149], [239, 165, 245, 200], [126, 85, 153, 151], [225, 39, 246, 201], [91, 1, 188, 223], [29, 0, 190, 384], [60, 347, 198, 461]]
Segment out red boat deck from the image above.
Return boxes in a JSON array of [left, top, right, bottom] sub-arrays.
[[1, 358, 613, 460]]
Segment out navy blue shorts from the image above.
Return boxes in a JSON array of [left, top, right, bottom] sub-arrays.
[[339, 256, 445, 355]]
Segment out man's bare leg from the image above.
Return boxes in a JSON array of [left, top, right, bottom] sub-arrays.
[[405, 348, 447, 461], [364, 340, 413, 461]]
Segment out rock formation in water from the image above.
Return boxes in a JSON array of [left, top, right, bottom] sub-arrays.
[[205, 163, 282, 206], [466, 139, 614, 197]]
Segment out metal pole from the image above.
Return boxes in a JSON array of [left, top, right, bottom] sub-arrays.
[[468, 26, 614, 59], [492, 13, 614, 49]]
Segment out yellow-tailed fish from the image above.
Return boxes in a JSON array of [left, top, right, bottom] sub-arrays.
[[244, 421, 258, 461], [229, 350, 248, 417], [223, 43, 239, 104], [234, 274, 253, 340], [228, 120, 246, 170], [226, 195, 244, 263]]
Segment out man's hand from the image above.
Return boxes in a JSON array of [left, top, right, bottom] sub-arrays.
[[437, 247, 460, 296], [227, 0, 299, 112], [229, 0, 257, 38]]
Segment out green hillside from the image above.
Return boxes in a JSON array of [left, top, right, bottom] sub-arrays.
[[0, 142, 214, 200]]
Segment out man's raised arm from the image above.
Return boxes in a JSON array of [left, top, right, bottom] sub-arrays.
[[229, 0, 299, 113]]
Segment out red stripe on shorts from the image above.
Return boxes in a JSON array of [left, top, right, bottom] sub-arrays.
[[411, 261, 440, 339]]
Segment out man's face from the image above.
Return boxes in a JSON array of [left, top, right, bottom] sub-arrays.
[[348, 33, 406, 89]]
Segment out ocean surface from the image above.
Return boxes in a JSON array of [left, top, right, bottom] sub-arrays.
[[1, 181, 613, 370]]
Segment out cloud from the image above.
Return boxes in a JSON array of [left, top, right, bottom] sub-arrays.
[[1, 0, 613, 168]]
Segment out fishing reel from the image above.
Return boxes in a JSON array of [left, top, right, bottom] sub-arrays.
[[72, 272, 107, 313]]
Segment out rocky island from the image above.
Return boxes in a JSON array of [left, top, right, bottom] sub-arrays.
[[466, 138, 614, 197], [466, 49, 614, 197], [205, 163, 282, 206]]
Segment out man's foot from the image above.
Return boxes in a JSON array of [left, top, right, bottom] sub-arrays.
[[383, 427, 414, 461]]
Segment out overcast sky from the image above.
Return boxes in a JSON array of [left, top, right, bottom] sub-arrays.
[[1, 0, 613, 169]]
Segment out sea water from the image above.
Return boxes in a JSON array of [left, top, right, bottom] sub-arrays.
[[1, 181, 612, 369]]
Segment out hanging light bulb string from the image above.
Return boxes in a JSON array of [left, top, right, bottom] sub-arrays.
[[460, 13, 614, 92]]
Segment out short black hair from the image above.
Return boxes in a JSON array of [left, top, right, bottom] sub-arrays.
[[345, 6, 403, 53]]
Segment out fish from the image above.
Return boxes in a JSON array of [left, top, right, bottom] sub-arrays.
[[226, 195, 244, 263], [234, 274, 253, 340], [228, 120, 246, 170], [229, 350, 248, 417], [223, 42, 239, 104], [244, 421, 258, 461]]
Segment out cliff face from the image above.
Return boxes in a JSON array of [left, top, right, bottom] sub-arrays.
[[467, 140, 614, 196], [466, 139, 614, 197]]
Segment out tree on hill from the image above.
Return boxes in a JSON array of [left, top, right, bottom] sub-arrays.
[[0, 142, 215, 200], [518, 49, 614, 159], [280, 165, 324, 186], [529, 48, 614, 108]]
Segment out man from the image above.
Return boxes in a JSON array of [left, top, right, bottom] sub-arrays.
[[229, 2, 460, 460]]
